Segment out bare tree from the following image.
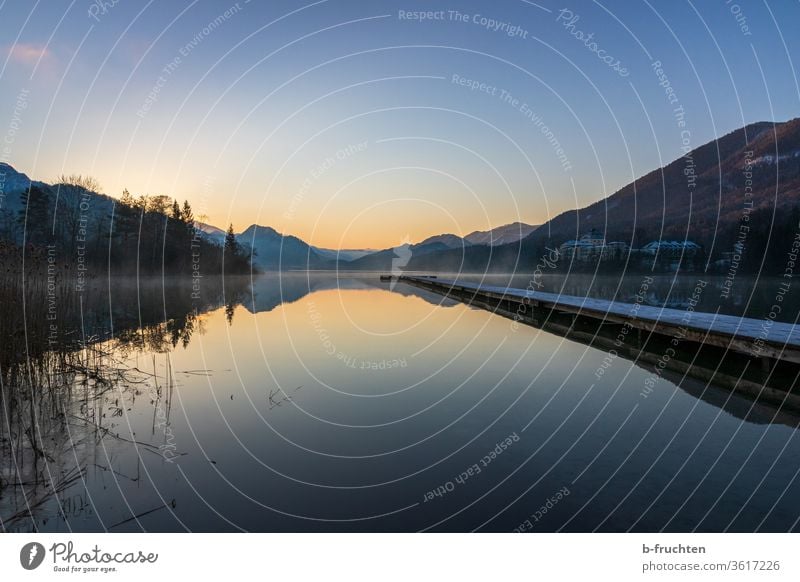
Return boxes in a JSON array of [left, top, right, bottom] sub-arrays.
[[52, 174, 102, 247], [56, 174, 101, 193]]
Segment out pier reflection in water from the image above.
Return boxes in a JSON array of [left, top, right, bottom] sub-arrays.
[[402, 275, 800, 412]]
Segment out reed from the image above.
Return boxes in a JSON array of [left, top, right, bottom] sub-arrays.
[[0, 245, 250, 530]]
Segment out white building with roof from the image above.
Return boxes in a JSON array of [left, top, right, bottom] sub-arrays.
[[559, 230, 629, 262], [641, 240, 701, 258]]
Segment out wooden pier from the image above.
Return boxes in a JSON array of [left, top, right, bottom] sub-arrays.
[[400, 275, 800, 409]]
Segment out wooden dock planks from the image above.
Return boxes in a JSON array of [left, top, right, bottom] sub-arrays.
[[401, 276, 800, 365]]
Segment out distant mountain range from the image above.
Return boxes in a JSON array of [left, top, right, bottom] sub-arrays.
[[0, 161, 537, 271], [4, 116, 798, 272], [413, 222, 538, 249], [391, 117, 800, 272], [334, 222, 539, 271], [235, 222, 538, 271], [180, 201, 538, 271]]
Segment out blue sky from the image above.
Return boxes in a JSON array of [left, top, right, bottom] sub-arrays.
[[1, 0, 798, 247]]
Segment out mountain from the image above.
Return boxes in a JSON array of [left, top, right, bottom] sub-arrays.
[[344, 222, 539, 271], [235, 226, 377, 267], [237, 224, 334, 271], [343, 222, 537, 270], [0, 163, 49, 212], [312, 247, 376, 262], [417, 233, 468, 249], [411, 225, 539, 250], [464, 222, 538, 246], [529, 119, 800, 243], [346, 236, 468, 271], [195, 221, 226, 244], [235, 222, 539, 271]]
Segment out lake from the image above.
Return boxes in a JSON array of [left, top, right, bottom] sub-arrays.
[[2, 273, 800, 532]]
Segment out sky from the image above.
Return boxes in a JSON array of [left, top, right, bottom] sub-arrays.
[[1, 0, 799, 249]]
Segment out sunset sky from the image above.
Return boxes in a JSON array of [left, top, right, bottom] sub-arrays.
[[1, 0, 799, 249]]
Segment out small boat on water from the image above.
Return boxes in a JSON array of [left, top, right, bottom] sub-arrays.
[[379, 275, 392, 281]]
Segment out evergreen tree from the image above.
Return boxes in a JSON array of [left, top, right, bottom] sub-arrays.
[[223, 224, 248, 273], [182, 200, 195, 240], [171, 200, 182, 221], [224, 224, 239, 256]]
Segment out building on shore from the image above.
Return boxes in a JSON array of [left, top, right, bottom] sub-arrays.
[[558, 229, 629, 262], [640, 240, 701, 258], [557, 232, 702, 269]]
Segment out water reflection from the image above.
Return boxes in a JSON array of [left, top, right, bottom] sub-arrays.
[[2, 273, 800, 532]]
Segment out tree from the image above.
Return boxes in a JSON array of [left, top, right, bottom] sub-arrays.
[[120, 188, 134, 206], [114, 189, 141, 254], [147, 195, 170, 215], [56, 174, 100, 193], [181, 201, 194, 225], [181, 200, 195, 240], [223, 224, 249, 273], [171, 200, 182, 221], [224, 224, 239, 257], [52, 175, 102, 253]]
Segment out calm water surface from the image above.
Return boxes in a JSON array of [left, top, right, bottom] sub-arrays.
[[4, 273, 800, 532]]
